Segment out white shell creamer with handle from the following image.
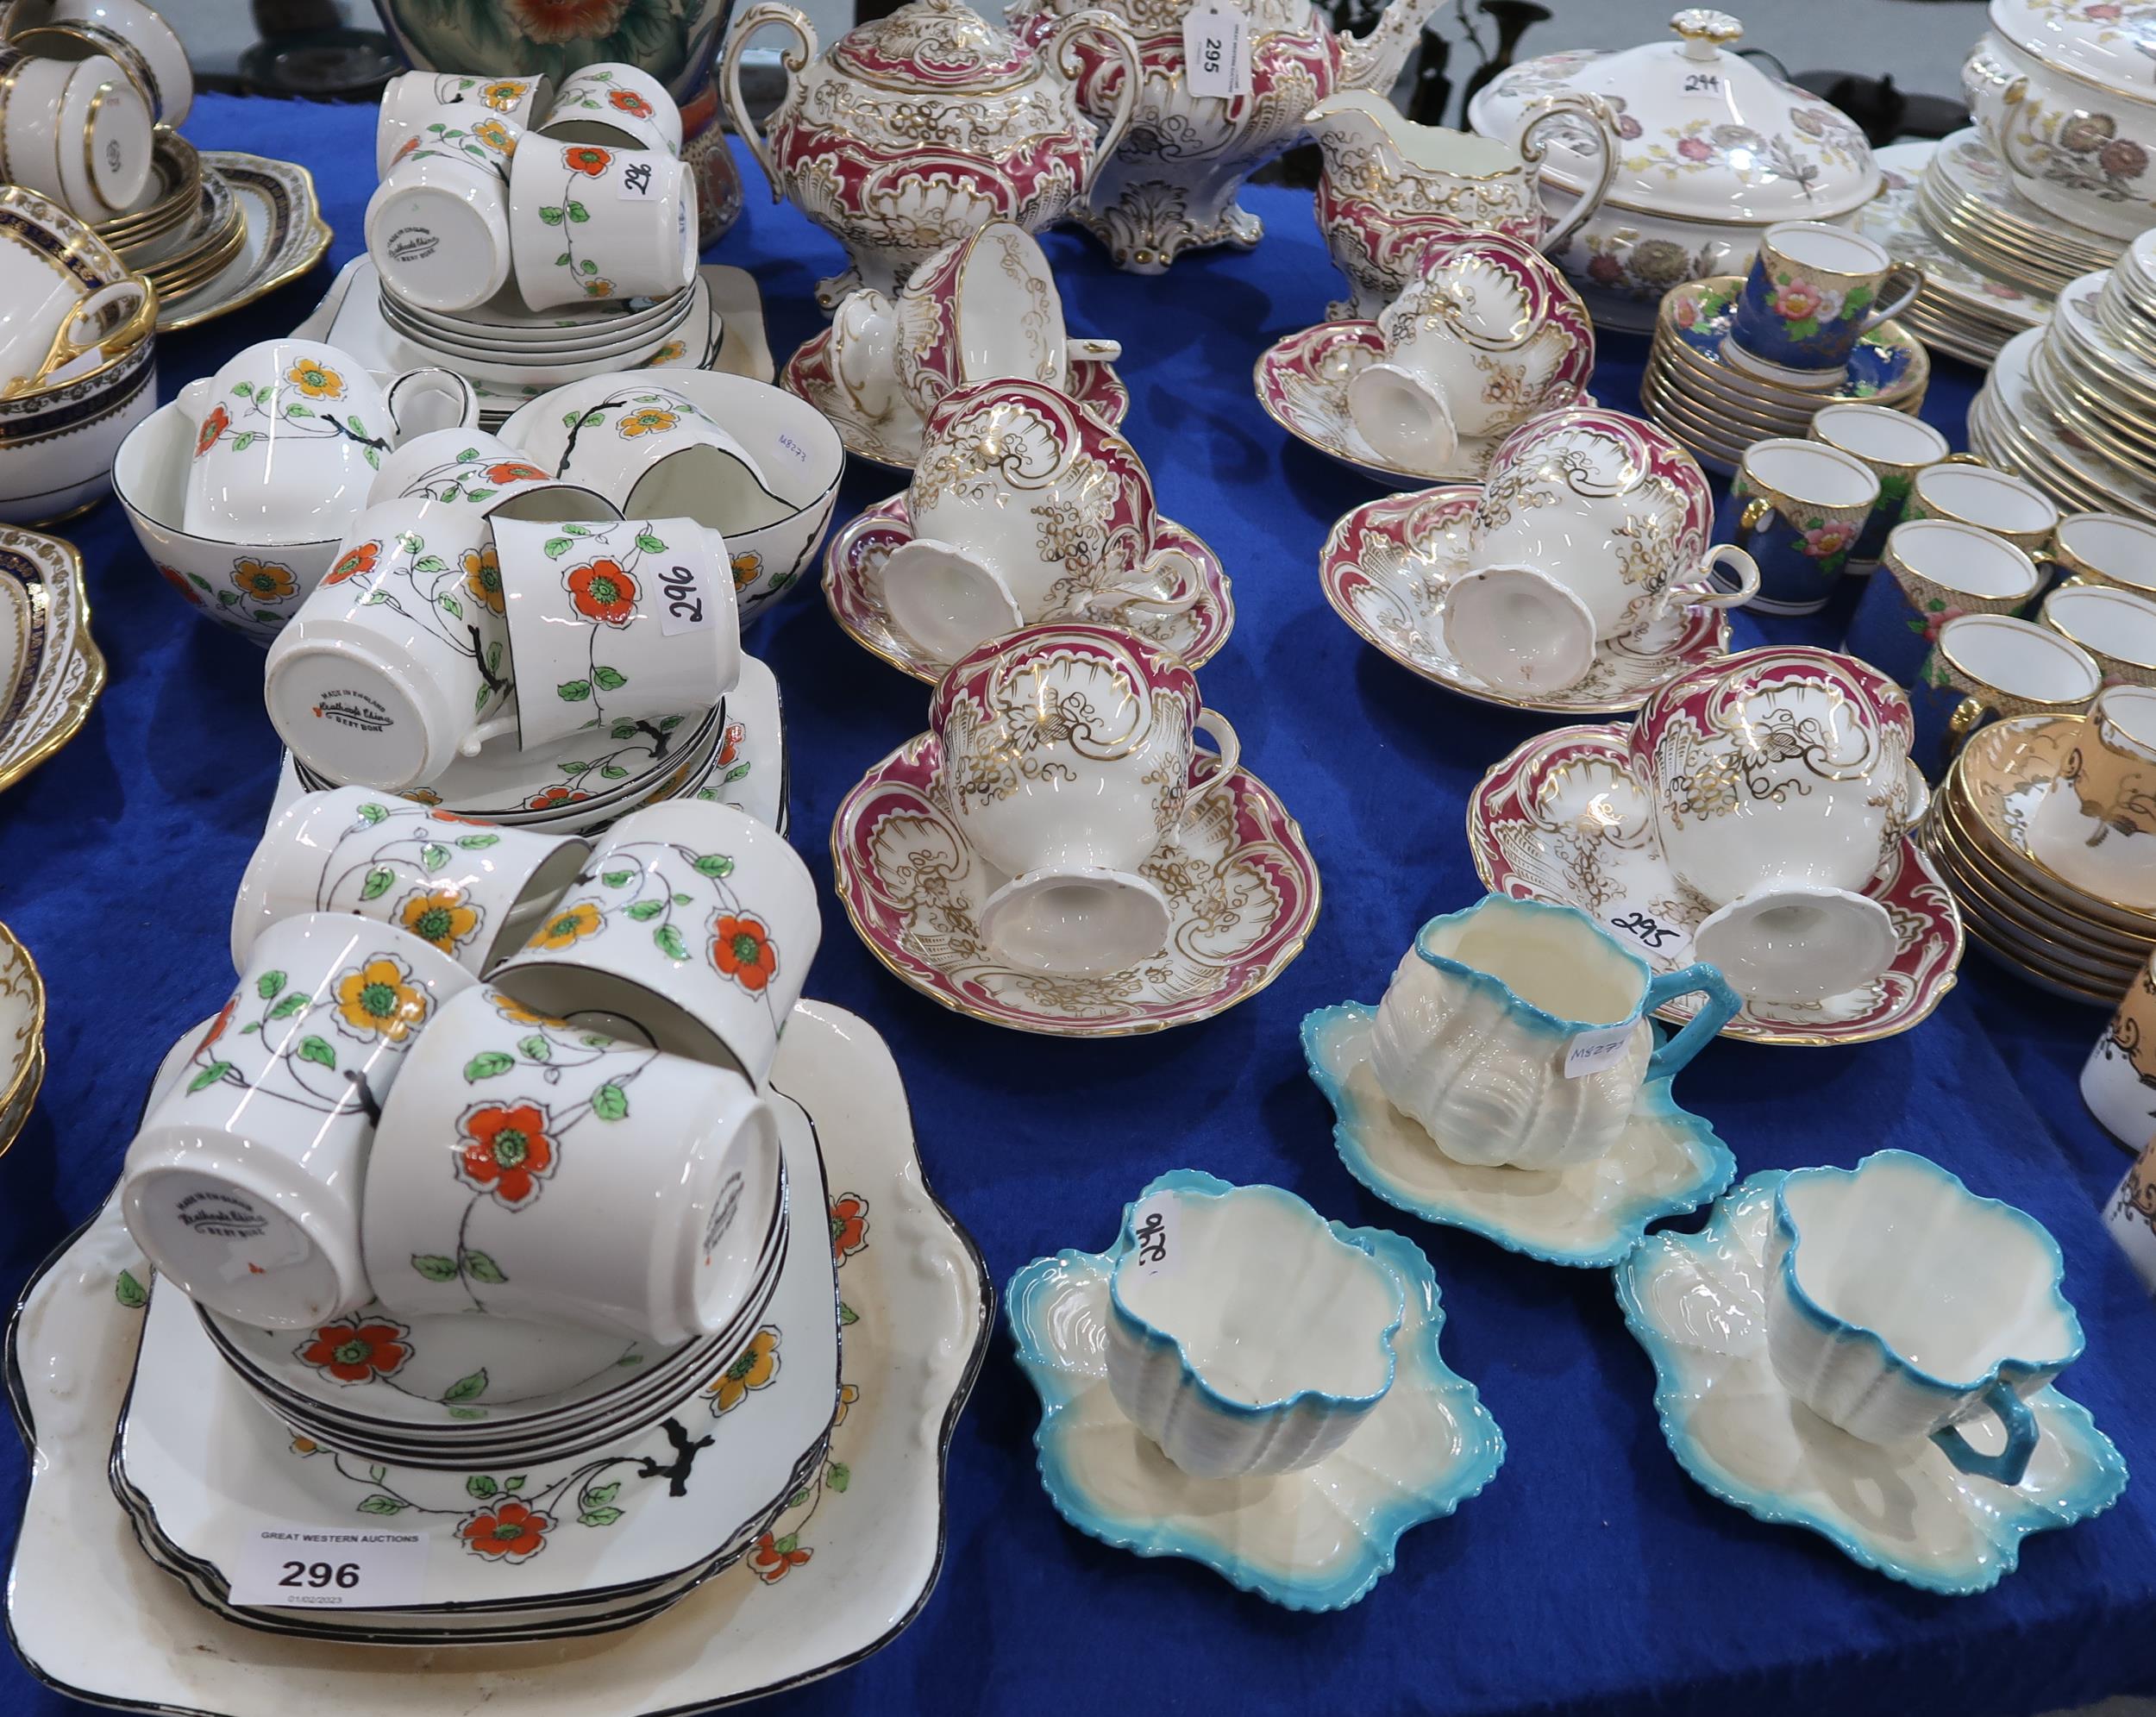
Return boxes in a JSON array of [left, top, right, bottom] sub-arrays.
[[1369, 893, 1739, 1169]]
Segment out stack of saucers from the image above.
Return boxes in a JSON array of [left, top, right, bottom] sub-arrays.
[[1970, 248, 2156, 522], [379, 274, 711, 408], [1921, 710, 2156, 1004], [93, 131, 250, 307], [1641, 275, 1927, 475]]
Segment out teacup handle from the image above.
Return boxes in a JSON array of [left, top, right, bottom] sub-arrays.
[[1858, 263, 1925, 335], [1945, 693, 1994, 757], [1640, 960, 1742, 1081], [1179, 710, 1240, 831], [1078, 545, 1203, 620], [1931, 1378, 2040, 1488], [1668, 543, 1760, 611], [1, 279, 148, 399], [1734, 496, 1777, 546]]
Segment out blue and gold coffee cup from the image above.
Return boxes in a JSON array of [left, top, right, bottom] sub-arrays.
[[1729, 437, 1879, 617], [1807, 403, 1952, 569], [1725, 221, 1924, 382], [1843, 518, 2042, 688], [1908, 612, 2103, 776]]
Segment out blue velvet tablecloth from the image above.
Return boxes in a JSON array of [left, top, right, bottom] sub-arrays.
[[4, 93, 2155, 1717]]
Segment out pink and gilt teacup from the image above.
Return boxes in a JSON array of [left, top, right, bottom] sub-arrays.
[[1442, 407, 1758, 696], [1630, 646, 1915, 1005], [930, 622, 1239, 978], [875, 379, 1201, 662]]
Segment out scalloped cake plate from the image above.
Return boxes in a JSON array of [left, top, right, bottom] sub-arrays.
[[1300, 1003, 1734, 1268], [5, 999, 993, 1709], [1006, 1168, 1503, 1611], [1614, 1173, 2127, 1595]]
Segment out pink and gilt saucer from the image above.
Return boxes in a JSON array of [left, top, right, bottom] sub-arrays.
[[781, 328, 1131, 471], [1255, 322, 1589, 488], [831, 735, 1319, 1036], [824, 495, 1235, 684], [1467, 724, 1964, 1046], [1320, 487, 1733, 715]]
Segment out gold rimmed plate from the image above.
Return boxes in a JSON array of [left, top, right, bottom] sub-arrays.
[[154, 153, 332, 334], [0, 922, 42, 1158], [0, 525, 103, 797]]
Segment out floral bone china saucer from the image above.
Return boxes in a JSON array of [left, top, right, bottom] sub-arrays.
[[1006, 1169, 1504, 1609], [1319, 487, 1733, 715], [1301, 1005, 1734, 1267], [1468, 724, 1964, 1046], [1614, 1170, 2126, 1595], [824, 496, 1236, 683], [8, 1001, 993, 1701], [781, 327, 1131, 471], [831, 734, 1319, 1036], [1254, 322, 1558, 487]]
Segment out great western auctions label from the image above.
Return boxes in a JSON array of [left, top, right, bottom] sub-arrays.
[[1181, 5, 1250, 99], [229, 1526, 426, 1609]]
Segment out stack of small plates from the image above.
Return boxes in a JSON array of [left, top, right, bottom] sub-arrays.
[[1920, 714, 2154, 1003], [93, 131, 249, 306], [1853, 139, 2059, 367], [379, 275, 707, 392], [1641, 275, 1927, 475], [1971, 252, 2156, 523]]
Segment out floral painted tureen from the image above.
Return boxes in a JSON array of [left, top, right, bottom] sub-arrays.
[[1006, 0, 1445, 273], [1468, 9, 1879, 329], [722, 0, 1141, 304], [1965, 0, 2156, 241]]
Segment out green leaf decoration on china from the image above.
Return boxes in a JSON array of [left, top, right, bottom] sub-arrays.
[[602, 868, 635, 887], [693, 854, 734, 878], [601, 765, 630, 780], [473, 684, 492, 712], [505, 1476, 525, 1492], [414, 555, 447, 574], [465, 1051, 515, 1081], [828, 1462, 850, 1493], [653, 924, 689, 961], [448, 1406, 486, 1420], [593, 666, 628, 691], [114, 1270, 147, 1309], [581, 1506, 624, 1526], [518, 1034, 551, 1062], [586, 1482, 619, 1506], [440, 594, 463, 620], [724, 763, 751, 783], [658, 714, 686, 730], [421, 843, 451, 873], [298, 1036, 336, 1069], [231, 381, 253, 398], [231, 432, 258, 453], [611, 721, 640, 740], [455, 835, 500, 850], [838, 1302, 859, 1325], [592, 1082, 629, 1121], [268, 991, 310, 1020], [188, 1062, 234, 1093], [559, 761, 590, 774], [671, 893, 691, 906], [625, 899, 665, 921], [284, 404, 313, 419], [558, 680, 592, 702], [360, 868, 396, 901], [442, 1370, 489, 1404], [257, 970, 286, 999], [634, 532, 667, 554], [357, 1495, 405, 1515], [465, 1251, 508, 1285], [555, 251, 571, 266], [466, 1475, 498, 1498], [411, 1254, 459, 1281], [567, 201, 589, 222], [539, 204, 565, 226]]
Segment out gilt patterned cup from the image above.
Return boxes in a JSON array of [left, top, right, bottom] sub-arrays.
[[1806, 404, 1952, 568], [1728, 438, 1880, 617], [487, 799, 818, 1081], [231, 787, 591, 977], [1910, 613, 2103, 774], [120, 915, 475, 1330], [877, 379, 1202, 663], [1632, 647, 1914, 1005], [363, 985, 783, 1345], [2103, 1137, 2156, 1293], [2084, 951, 2156, 1153], [929, 622, 1239, 977], [1843, 518, 2041, 690], [1727, 221, 1923, 382]]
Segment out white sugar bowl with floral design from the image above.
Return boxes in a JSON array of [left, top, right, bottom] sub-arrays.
[[721, 0, 1142, 305], [1468, 10, 1879, 330], [1965, 2, 2156, 242]]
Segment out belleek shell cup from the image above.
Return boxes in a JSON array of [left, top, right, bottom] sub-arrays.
[[1369, 894, 1739, 1170], [929, 621, 1238, 978], [1632, 646, 1914, 1005], [1441, 407, 1758, 695]]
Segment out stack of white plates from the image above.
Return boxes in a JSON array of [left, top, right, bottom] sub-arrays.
[[379, 275, 708, 390]]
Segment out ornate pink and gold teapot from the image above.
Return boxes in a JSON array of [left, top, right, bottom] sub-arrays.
[[1305, 89, 1621, 319], [1006, 0, 1445, 273], [722, 0, 1140, 305]]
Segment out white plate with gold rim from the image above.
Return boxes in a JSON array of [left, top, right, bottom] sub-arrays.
[[0, 525, 103, 798], [0, 921, 43, 1159], [158, 153, 333, 335]]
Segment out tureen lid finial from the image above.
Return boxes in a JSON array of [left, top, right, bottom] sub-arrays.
[[1669, 9, 1741, 60]]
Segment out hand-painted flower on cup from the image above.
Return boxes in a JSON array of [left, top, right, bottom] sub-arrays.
[[1728, 437, 1881, 617], [1727, 221, 1924, 380]]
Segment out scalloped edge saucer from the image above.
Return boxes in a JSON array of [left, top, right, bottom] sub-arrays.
[[1006, 1168, 1503, 1611], [1614, 1172, 2127, 1595], [1300, 1004, 1734, 1268], [824, 495, 1234, 683]]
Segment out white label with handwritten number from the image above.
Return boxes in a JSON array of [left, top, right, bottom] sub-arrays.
[[1181, 5, 1250, 99], [1564, 1022, 1635, 1079], [1128, 1193, 1181, 1279], [229, 1526, 426, 1608], [656, 556, 715, 638]]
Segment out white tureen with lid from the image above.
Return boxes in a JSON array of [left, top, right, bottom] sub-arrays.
[[1469, 9, 1879, 329], [1963, 0, 2156, 241]]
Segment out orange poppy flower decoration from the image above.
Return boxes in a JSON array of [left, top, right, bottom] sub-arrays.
[[324, 540, 379, 586], [749, 1532, 812, 1582], [461, 1500, 554, 1562], [563, 145, 611, 177], [711, 915, 778, 993], [297, 1318, 411, 1383], [195, 404, 230, 457], [565, 558, 638, 625], [456, 1101, 557, 1207]]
